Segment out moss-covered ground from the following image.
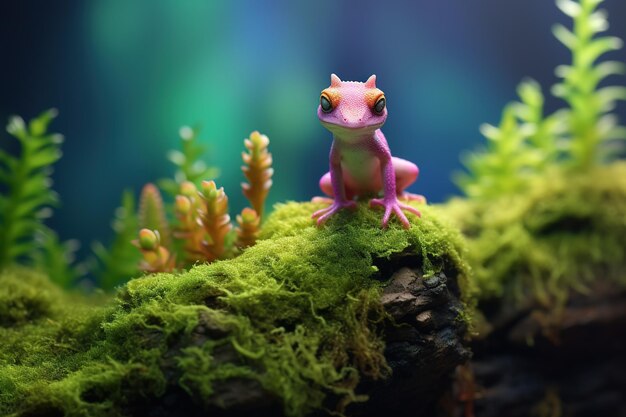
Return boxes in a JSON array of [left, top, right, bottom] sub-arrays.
[[0, 201, 471, 417], [441, 162, 626, 310]]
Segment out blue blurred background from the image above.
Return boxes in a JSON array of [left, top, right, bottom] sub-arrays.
[[1, 0, 625, 254]]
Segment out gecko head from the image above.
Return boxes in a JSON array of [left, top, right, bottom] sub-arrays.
[[318, 74, 387, 135]]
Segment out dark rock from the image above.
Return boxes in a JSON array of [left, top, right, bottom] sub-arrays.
[[449, 283, 626, 417]]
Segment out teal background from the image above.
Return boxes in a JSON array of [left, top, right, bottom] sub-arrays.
[[1, 0, 625, 254]]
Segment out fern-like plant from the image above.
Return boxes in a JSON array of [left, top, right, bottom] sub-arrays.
[[455, 103, 537, 199], [92, 190, 141, 290], [133, 228, 175, 273], [0, 109, 63, 269], [552, 0, 626, 168], [159, 126, 219, 196], [32, 229, 82, 288], [173, 181, 206, 265], [134, 131, 274, 274], [138, 183, 171, 247], [241, 131, 273, 218], [235, 207, 260, 249], [456, 0, 625, 198], [514, 79, 566, 169], [198, 180, 232, 262]]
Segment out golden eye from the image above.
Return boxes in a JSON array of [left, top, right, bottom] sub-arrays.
[[374, 96, 386, 114], [320, 94, 333, 113]]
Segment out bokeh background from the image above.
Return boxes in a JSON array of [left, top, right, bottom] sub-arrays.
[[1, 0, 625, 256]]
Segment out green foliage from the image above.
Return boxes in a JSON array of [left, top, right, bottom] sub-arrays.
[[553, 0, 626, 167], [456, 80, 567, 199], [32, 228, 82, 289], [0, 110, 62, 268], [138, 183, 171, 246], [456, 0, 625, 198], [0, 266, 59, 327], [158, 126, 219, 196], [0, 202, 472, 417], [92, 190, 141, 290], [456, 101, 538, 199], [0, 109, 82, 287], [443, 162, 626, 308]]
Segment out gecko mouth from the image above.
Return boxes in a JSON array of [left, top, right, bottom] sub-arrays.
[[320, 120, 384, 132]]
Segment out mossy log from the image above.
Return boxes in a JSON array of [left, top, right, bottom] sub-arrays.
[[0, 201, 473, 417], [351, 266, 470, 417], [134, 266, 470, 417], [455, 282, 626, 417], [441, 163, 626, 416]]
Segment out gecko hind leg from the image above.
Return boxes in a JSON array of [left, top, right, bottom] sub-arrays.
[[312, 171, 356, 204]]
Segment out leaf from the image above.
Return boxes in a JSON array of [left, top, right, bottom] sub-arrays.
[[8, 241, 38, 259], [593, 60, 626, 81], [12, 193, 58, 219], [6, 116, 27, 138], [20, 173, 51, 197], [167, 150, 186, 166], [552, 24, 578, 49], [0, 149, 17, 171], [588, 9, 609, 32], [517, 79, 543, 109], [25, 148, 62, 171], [596, 86, 626, 111], [28, 108, 58, 136], [556, 0, 582, 17], [579, 37, 623, 68]]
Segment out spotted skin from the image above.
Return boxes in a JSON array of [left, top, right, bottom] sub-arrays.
[[312, 74, 424, 229]]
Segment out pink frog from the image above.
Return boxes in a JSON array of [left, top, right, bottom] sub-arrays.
[[312, 74, 424, 229]]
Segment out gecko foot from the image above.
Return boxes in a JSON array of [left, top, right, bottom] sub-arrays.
[[312, 200, 357, 226], [370, 197, 422, 229]]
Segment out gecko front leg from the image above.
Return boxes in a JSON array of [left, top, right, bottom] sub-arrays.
[[312, 143, 357, 225], [369, 151, 421, 229]]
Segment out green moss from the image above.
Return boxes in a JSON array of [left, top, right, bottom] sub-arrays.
[[0, 201, 472, 417], [0, 267, 58, 326], [442, 162, 626, 308]]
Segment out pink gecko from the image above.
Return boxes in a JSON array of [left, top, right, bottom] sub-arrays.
[[312, 74, 424, 229]]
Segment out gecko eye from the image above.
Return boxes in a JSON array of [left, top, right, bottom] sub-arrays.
[[374, 97, 386, 114], [320, 94, 333, 113]]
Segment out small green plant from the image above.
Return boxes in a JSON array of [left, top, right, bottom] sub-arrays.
[[0, 109, 62, 267], [133, 228, 175, 273], [136, 131, 274, 274], [158, 126, 219, 196], [138, 183, 171, 246], [241, 131, 273, 218], [235, 207, 261, 249], [197, 180, 233, 262], [456, 102, 537, 199], [92, 190, 141, 290], [552, 0, 626, 168], [456, 0, 625, 197], [0, 109, 81, 286], [32, 229, 82, 289]]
